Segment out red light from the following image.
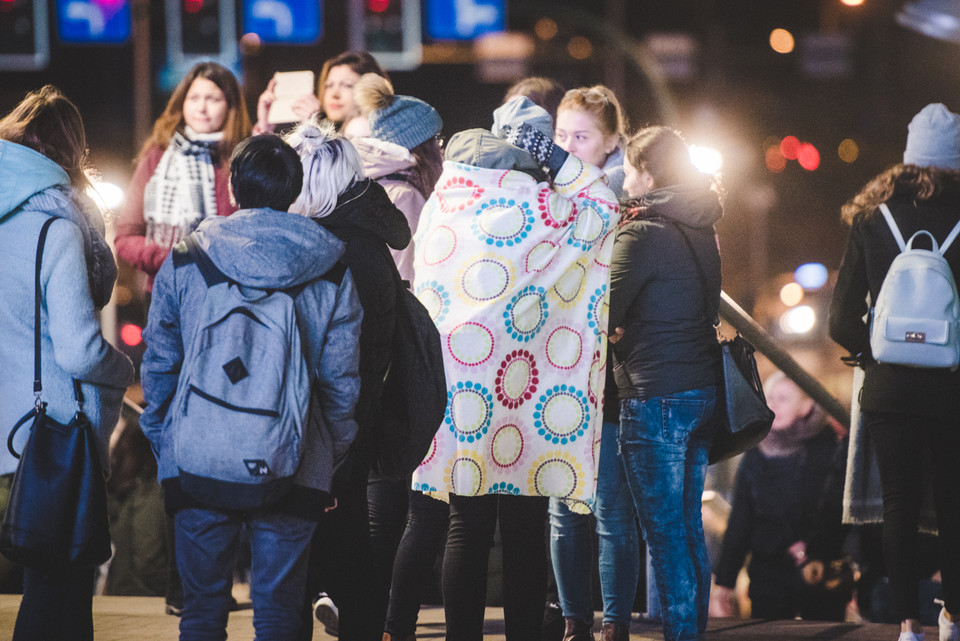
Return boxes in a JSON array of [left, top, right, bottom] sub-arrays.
[[368, 0, 389, 12], [797, 143, 820, 171], [0, 0, 14, 13], [184, 0, 203, 14], [120, 323, 143, 347], [765, 147, 786, 173], [779, 135, 801, 160]]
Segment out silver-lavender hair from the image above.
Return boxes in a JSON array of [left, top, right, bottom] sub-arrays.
[[284, 119, 365, 218]]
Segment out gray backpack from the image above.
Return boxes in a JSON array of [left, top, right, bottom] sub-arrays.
[[869, 203, 960, 370], [170, 237, 311, 509]]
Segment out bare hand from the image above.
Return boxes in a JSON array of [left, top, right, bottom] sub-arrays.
[[608, 327, 625, 344], [802, 560, 825, 585], [292, 93, 322, 121], [709, 584, 738, 618], [256, 77, 277, 133]]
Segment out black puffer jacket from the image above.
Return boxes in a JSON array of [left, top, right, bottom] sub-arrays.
[[609, 183, 723, 400], [829, 189, 960, 420], [314, 178, 412, 462]]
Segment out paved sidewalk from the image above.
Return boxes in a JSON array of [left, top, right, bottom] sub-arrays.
[[0, 595, 907, 640]]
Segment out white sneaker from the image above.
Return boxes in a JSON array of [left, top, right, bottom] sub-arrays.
[[939, 602, 960, 641], [313, 592, 339, 637], [899, 632, 925, 641]]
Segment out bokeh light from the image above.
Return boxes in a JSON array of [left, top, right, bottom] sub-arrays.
[[765, 146, 787, 173], [535, 18, 558, 41], [797, 143, 821, 170], [769, 28, 796, 54], [780, 282, 805, 306], [780, 306, 816, 334], [838, 138, 859, 163], [794, 262, 829, 289], [841, 0, 865, 6], [88, 181, 125, 211], [120, 323, 143, 347], [689, 145, 723, 175], [780, 135, 801, 160], [567, 36, 593, 59]]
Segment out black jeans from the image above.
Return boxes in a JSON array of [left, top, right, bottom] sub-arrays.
[[443, 494, 549, 641], [865, 410, 960, 621], [14, 566, 96, 641], [367, 473, 411, 636], [300, 461, 375, 641], [385, 489, 450, 638]]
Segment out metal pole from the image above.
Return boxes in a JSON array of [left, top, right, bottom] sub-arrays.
[[719, 291, 851, 428], [132, 0, 152, 148]]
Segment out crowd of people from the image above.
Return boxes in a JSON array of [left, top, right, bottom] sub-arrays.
[[0, 50, 959, 641]]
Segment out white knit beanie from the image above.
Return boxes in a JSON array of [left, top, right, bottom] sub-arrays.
[[903, 103, 960, 170]]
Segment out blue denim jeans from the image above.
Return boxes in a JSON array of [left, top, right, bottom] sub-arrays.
[[619, 387, 717, 641], [549, 421, 640, 624], [175, 507, 316, 641]]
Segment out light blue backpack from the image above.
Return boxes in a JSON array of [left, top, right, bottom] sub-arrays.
[[170, 237, 311, 509], [869, 203, 960, 370]]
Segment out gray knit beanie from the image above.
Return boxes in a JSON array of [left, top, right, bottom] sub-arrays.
[[491, 96, 554, 139], [903, 103, 960, 170], [369, 95, 442, 151]]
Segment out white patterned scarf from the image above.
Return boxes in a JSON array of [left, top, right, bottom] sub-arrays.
[[143, 127, 221, 250]]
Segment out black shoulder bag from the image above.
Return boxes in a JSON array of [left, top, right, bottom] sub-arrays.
[[670, 221, 774, 464], [0, 217, 112, 570]]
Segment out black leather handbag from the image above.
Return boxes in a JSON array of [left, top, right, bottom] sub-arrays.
[[709, 332, 775, 463], [669, 220, 774, 464], [0, 217, 111, 571]]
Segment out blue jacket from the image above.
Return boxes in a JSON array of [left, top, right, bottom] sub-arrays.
[[141, 209, 363, 516], [0, 140, 135, 477]]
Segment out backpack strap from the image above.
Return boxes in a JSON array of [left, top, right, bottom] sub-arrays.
[[939, 217, 960, 255], [879, 202, 960, 256], [878, 203, 907, 252]]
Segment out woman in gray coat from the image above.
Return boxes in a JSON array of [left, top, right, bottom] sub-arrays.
[[0, 86, 135, 641]]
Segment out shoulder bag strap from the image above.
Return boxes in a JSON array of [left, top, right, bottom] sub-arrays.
[[33, 217, 57, 400], [877, 203, 907, 252], [667, 219, 720, 328]]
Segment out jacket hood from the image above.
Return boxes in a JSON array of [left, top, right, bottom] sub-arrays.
[[351, 137, 416, 180], [623, 182, 723, 229], [444, 128, 547, 181], [191, 208, 344, 289], [321, 178, 411, 251], [0, 140, 71, 220]]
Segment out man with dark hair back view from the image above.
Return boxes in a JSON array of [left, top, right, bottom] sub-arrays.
[[140, 134, 364, 641]]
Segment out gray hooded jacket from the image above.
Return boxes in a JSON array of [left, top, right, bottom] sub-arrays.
[[0, 140, 134, 477], [141, 209, 363, 517]]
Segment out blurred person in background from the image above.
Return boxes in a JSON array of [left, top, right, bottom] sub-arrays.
[[608, 125, 723, 641], [504, 77, 566, 127], [710, 372, 848, 622], [547, 84, 636, 641], [115, 61, 250, 293], [285, 120, 410, 641], [0, 85, 135, 641], [829, 102, 960, 641], [255, 50, 388, 134]]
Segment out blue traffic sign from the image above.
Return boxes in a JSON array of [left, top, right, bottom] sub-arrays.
[[57, 0, 130, 43], [243, 0, 321, 44], [426, 0, 505, 40]]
